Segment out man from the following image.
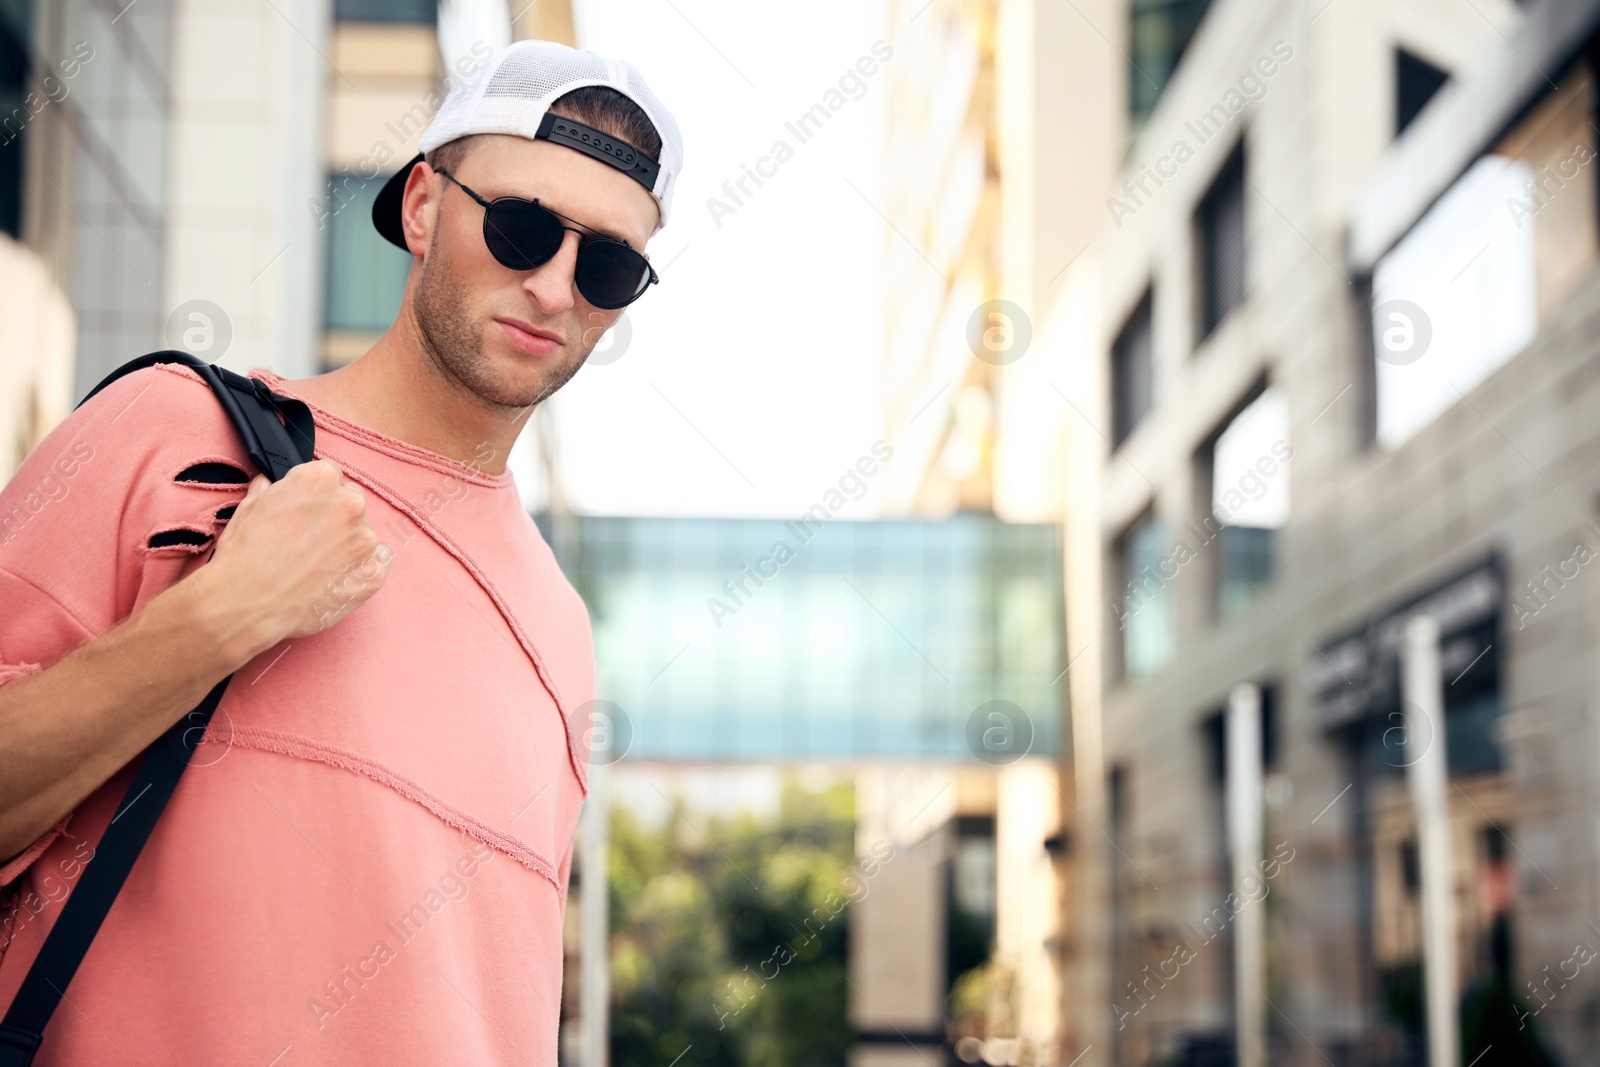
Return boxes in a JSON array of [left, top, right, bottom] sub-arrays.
[[0, 39, 682, 1063]]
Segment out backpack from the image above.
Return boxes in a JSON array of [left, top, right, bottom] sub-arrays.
[[0, 352, 316, 1066]]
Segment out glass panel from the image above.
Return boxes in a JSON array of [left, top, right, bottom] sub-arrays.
[[1211, 386, 1288, 614], [323, 173, 411, 332], [1372, 154, 1537, 449], [1118, 514, 1172, 679], [1128, 0, 1215, 139], [334, 0, 436, 24], [562, 514, 1064, 761]]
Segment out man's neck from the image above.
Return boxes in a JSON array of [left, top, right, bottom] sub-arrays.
[[286, 313, 531, 476]]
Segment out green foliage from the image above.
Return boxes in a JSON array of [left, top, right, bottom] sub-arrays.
[[608, 779, 857, 1067]]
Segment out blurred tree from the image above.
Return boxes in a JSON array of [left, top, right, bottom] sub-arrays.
[[608, 778, 856, 1067]]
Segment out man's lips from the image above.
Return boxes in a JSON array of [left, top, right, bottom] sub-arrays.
[[493, 317, 564, 356]]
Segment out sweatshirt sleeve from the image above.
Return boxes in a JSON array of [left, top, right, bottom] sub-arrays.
[[0, 362, 259, 884]]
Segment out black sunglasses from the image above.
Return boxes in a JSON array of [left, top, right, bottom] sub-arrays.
[[434, 167, 658, 310]]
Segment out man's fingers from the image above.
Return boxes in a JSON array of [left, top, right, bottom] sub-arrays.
[[237, 474, 270, 510]]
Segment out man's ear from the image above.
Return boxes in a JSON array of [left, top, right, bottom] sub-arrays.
[[400, 160, 440, 256]]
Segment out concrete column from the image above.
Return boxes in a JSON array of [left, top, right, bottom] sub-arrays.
[[849, 768, 947, 1067], [1226, 683, 1265, 1067], [1403, 615, 1456, 1067], [580, 761, 609, 1067]]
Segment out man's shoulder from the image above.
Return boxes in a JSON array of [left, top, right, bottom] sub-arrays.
[[55, 361, 253, 479], [1, 361, 255, 547], [0, 360, 264, 649]]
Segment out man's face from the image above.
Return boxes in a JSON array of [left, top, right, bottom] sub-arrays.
[[401, 132, 659, 410]]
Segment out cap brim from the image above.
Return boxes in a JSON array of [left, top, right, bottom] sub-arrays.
[[372, 152, 423, 251]]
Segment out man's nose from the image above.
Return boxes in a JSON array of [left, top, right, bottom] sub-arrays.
[[521, 230, 581, 313]]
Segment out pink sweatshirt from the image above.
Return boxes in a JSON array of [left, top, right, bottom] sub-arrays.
[[0, 363, 592, 1065]]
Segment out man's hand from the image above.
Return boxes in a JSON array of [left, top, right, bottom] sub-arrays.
[[0, 458, 392, 859], [206, 459, 392, 651]]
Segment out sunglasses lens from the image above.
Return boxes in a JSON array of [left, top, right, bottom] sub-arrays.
[[482, 200, 564, 271], [575, 240, 652, 309]]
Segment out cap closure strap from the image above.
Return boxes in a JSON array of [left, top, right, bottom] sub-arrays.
[[535, 112, 659, 191]]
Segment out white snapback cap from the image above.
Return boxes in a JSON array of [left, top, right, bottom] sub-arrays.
[[373, 39, 684, 246]]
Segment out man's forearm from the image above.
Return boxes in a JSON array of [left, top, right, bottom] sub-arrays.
[[0, 566, 270, 861]]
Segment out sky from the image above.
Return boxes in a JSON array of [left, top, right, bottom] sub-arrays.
[[506, 0, 894, 519]]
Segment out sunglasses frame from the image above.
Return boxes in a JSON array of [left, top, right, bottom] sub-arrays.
[[433, 167, 659, 309]]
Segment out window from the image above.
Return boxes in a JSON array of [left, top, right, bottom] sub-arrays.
[[1371, 156, 1536, 449], [1196, 143, 1246, 343], [1115, 513, 1173, 680], [1111, 291, 1154, 447], [323, 172, 411, 333], [1395, 49, 1449, 137], [334, 0, 436, 23], [1207, 386, 1288, 615], [1128, 0, 1215, 139], [1201, 685, 1279, 786], [946, 815, 995, 998]]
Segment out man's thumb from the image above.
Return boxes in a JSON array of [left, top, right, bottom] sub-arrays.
[[241, 474, 270, 504]]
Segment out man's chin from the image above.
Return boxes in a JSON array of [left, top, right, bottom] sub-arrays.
[[476, 345, 583, 409]]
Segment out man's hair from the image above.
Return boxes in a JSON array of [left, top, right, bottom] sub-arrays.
[[425, 85, 662, 175]]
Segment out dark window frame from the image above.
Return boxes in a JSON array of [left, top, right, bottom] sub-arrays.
[[1194, 139, 1247, 346], [1110, 288, 1155, 448]]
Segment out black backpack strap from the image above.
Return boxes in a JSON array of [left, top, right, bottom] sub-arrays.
[[77, 350, 315, 478], [0, 352, 314, 1066]]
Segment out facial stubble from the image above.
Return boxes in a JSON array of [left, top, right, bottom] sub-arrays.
[[413, 223, 595, 411]]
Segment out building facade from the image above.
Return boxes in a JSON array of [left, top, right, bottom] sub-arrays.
[[1035, 0, 1600, 1063]]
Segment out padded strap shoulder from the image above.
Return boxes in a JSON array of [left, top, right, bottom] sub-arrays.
[[78, 351, 314, 478]]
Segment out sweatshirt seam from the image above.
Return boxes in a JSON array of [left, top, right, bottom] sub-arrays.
[[247, 369, 513, 490], [321, 452, 589, 795], [213, 726, 564, 890], [66, 366, 584, 792]]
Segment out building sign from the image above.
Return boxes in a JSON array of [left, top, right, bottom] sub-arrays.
[[1310, 556, 1501, 732]]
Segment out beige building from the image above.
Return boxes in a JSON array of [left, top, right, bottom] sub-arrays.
[[1030, 0, 1599, 1063], [848, 762, 1065, 1067], [884, 0, 1600, 1063], [3, 0, 353, 476], [875, 1, 1122, 1062]]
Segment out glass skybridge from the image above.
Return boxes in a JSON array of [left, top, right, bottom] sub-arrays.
[[537, 513, 1067, 762]]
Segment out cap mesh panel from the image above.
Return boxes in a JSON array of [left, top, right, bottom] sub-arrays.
[[483, 49, 606, 100]]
